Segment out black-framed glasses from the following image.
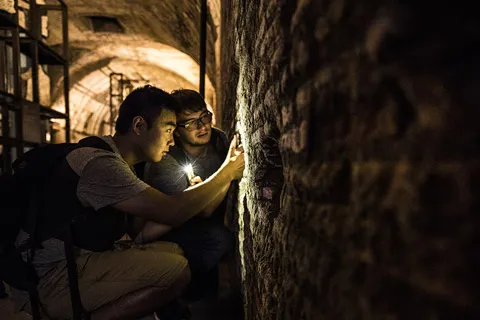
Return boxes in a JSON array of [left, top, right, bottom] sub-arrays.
[[177, 111, 213, 131]]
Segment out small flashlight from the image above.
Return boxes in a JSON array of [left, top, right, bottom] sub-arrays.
[[183, 164, 195, 181]]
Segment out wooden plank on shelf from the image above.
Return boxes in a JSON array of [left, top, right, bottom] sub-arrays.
[[22, 100, 41, 143]]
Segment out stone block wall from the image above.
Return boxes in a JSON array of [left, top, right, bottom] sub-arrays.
[[221, 1, 480, 319]]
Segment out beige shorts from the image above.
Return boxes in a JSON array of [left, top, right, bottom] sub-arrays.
[[31, 241, 189, 319]]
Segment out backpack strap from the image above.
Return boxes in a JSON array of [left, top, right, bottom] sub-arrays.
[[67, 136, 112, 320], [44, 136, 112, 320], [64, 226, 88, 320], [76, 136, 114, 152], [26, 189, 42, 320]]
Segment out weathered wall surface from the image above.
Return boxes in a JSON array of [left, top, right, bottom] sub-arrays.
[[221, 1, 480, 319]]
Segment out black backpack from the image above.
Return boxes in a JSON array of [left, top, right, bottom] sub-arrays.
[[0, 142, 76, 289], [0, 136, 112, 320]]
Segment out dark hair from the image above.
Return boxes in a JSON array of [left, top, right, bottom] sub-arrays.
[[170, 89, 206, 113], [115, 85, 178, 134]]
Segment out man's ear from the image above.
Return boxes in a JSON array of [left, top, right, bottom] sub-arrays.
[[132, 116, 147, 135]]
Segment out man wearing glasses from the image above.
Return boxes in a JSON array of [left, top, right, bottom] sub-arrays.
[[139, 89, 236, 302]]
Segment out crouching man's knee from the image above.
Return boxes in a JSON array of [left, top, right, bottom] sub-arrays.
[[168, 256, 191, 297], [88, 255, 191, 320]]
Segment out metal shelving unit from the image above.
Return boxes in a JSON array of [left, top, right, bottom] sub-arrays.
[[0, 0, 69, 175]]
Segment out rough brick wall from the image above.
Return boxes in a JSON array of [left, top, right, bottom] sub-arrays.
[[220, 1, 480, 319]]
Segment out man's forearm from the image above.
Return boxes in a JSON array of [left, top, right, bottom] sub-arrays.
[[136, 177, 231, 242], [171, 168, 233, 221], [114, 166, 234, 227], [135, 221, 172, 243], [201, 182, 231, 217]]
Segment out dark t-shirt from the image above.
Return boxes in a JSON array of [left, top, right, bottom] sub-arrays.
[[144, 131, 228, 195]]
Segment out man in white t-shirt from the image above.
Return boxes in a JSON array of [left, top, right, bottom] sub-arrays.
[[11, 85, 245, 320]]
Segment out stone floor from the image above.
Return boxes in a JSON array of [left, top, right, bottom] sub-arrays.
[[0, 291, 244, 320]]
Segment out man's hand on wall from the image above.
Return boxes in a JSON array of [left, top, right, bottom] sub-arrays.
[[222, 136, 246, 181]]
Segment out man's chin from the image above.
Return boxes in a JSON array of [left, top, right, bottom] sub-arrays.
[[191, 139, 209, 146], [152, 154, 166, 163]]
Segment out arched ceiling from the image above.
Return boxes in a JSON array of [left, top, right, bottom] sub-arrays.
[[45, 0, 220, 140]]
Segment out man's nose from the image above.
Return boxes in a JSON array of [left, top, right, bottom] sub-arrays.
[[168, 135, 175, 147], [197, 120, 207, 130]]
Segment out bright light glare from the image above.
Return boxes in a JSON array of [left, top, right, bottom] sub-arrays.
[[183, 164, 195, 180]]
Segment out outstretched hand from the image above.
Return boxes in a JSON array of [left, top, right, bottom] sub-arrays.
[[229, 135, 244, 156], [223, 135, 245, 180]]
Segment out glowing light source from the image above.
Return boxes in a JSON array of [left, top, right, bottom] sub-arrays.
[[183, 164, 195, 181]]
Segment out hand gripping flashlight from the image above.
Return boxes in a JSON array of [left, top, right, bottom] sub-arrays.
[[183, 164, 195, 181]]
